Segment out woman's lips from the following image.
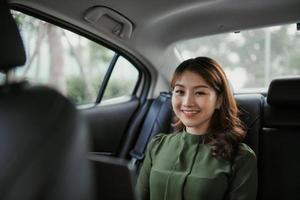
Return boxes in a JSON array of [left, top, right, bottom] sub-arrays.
[[181, 109, 200, 117]]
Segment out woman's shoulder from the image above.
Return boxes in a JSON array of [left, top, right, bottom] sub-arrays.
[[147, 132, 181, 150], [233, 143, 257, 168], [238, 143, 256, 158], [150, 132, 180, 143]]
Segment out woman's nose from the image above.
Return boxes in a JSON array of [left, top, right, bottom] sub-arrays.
[[183, 93, 195, 106]]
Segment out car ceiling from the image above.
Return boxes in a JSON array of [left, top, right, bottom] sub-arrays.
[[8, 0, 300, 81]]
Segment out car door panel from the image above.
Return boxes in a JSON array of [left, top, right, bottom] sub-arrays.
[[82, 98, 140, 155]]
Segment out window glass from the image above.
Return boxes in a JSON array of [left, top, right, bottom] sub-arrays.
[[12, 11, 114, 105], [175, 24, 300, 93], [102, 56, 139, 102]]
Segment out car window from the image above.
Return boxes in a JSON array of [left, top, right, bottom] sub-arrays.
[[12, 11, 140, 105], [102, 56, 139, 103], [175, 23, 300, 93]]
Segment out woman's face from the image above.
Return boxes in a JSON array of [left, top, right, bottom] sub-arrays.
[[172, 70, 221, 135]]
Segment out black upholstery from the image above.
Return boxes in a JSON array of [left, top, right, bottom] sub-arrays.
[[139, 92, 173, 138], [235, 94, 263, 200], [130, 92, 173, 165], [0, 0, 26, 70], [264, 103, 300, 127], [235, 94, 264, 155], [267, 77, 300, 107], [261, 128, 300, 199], [260, 77, 300, 200], [0, 2, 95, 199]]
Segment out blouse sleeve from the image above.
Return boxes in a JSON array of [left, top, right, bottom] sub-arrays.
[[136, 134, 164, 200], [227, 144, 257, 200]]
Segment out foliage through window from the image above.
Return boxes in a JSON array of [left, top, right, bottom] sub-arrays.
[[175, 24, 300, 92], [12, 11, 122, 105]]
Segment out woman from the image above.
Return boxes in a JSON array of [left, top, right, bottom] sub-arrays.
[[136, 57, 257, 200]]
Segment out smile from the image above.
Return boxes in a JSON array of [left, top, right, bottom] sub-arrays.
[[181, 110, 200, 114]]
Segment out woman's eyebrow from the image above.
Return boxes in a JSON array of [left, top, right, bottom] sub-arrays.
[[194, 85, 209, 89], [174, 84, 185, 88], [174, 84, 209, 88]]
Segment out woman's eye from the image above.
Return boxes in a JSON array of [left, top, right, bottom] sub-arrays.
[[174, 90, 184, 95], [195, 91, 206, 96]]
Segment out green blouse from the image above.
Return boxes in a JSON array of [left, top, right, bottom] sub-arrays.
[[136, 131, 257, 200]]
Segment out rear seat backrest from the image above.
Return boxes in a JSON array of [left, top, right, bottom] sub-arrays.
[[235, 94, 264, 200], [235, 94, 264, 155], [260, 77, 300, 200]]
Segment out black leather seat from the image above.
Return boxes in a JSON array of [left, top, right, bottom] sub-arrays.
[[128, 92, 173, 165], [235, 94, 263, 200], [0, 1, 94, 199], [260, 77, 300, 200], [235, 94, 264, 155]]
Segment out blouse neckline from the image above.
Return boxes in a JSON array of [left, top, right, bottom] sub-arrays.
[[182, 129, 207, 145]]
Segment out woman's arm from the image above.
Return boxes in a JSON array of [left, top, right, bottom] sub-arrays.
[[136, 134, 165, 200], [136, 145, 152, 200]]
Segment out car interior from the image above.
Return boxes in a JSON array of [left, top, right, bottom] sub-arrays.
[[1, 0, 300, 199]]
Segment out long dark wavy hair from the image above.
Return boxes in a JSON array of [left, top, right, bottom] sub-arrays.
[[171, 57, 246, 161]]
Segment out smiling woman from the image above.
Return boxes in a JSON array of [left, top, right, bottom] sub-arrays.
[[136, 57, 257, 200], [171, 57, 246, 160]]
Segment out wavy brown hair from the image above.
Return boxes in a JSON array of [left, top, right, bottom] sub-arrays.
[[171, 57, 246, 161]]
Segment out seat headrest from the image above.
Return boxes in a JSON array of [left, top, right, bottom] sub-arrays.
[[267, 77, 300, 106], [0, 0, 26, 71]]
